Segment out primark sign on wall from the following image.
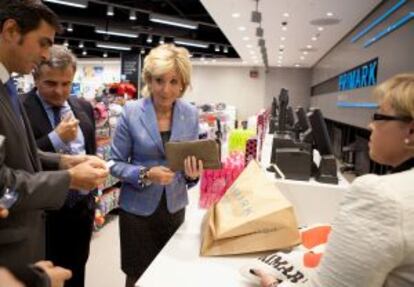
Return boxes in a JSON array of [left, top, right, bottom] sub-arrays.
[[338, 58, 378, 91]]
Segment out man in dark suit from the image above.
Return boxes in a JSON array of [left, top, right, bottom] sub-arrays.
[[22, 45, 97, 287], [0, 1, 108, 286]]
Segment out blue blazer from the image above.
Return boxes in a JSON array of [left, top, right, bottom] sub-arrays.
[[110, 97, 199, 216]]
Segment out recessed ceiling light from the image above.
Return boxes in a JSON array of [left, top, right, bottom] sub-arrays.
[[282, 26, 288, 31], [103, 52, 108, 58], [300, 56, 305, 60], [277, 60, 282, 64], [246, 44, 253, 48], [107, 5, 114, 16], [44, 0, 87, 8], [232, 13, 240, 18], [326, 12, 334, 17], [311, 36, 318, 41], [238, 26, 246, 31], [243, 36, 250, 41], [283, 12, 289, 17], [295, 64, 301, 67], [303, 51, 309, 55], [281, 37, 286, 41], [129, 10, 137, 20], [249, 50, 256, 55], [279, 44, 285, 49], [306, 44, 312, 49], [318, 26, 324, 31]]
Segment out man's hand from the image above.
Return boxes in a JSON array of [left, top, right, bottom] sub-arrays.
[[55, 116, 79, 143], [68, 157, 109, 190], [59, 154, 87, 169], [34, 261, 72, 287], [147, 166, 175, 185], [0, 267, 24, 287], [59, 154, 103, 170], [251, 269, 280, 287], [0, 207, 9, 218]]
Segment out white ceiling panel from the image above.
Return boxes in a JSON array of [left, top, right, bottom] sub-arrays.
[[201, 0, 381, 68]]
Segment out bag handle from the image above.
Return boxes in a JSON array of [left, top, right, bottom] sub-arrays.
[[271, 164, 286, 180]]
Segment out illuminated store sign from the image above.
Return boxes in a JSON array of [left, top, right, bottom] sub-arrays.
[[338, 58, 378, 91]]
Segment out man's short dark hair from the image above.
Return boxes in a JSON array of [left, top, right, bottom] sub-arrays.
[[0, 0, 62, 35]]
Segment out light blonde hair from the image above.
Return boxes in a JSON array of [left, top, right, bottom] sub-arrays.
[[374, 73, 414, 119], [141, 44, 192, 97]]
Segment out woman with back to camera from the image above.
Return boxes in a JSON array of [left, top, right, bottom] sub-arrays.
[[255, 73, 414, 287], [110, 44, 203, 287]]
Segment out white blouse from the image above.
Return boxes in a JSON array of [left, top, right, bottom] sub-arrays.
[[282, 168, 414, 287]]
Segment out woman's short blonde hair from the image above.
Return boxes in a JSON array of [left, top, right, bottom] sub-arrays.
[[141, 44, 192, 97], [374, 73, 414, 118]]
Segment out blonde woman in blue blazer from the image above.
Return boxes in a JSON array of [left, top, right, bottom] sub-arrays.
[[110, 44, 203, 287]]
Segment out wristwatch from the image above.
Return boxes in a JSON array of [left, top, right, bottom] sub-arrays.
[[138, 167, 152, 187]]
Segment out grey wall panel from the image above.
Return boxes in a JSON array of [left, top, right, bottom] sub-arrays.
[[311, 0, 414, 129], [265, 68, 312, 111]]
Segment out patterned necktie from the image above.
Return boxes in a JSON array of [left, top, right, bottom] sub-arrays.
[[5, 78, 21, 117], [52, 106, 62, 127]]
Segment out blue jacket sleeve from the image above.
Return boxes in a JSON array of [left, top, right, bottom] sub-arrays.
[[110, 107, 144, 189]]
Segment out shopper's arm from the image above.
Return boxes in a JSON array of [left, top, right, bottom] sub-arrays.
[[308, 175, 404, 287], [37, 150, 62, 171], [6, 264, 50, 287], [110, 108, 146, 189]]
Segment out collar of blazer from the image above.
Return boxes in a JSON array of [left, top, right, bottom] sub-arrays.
[[140, 97, 187, 154]]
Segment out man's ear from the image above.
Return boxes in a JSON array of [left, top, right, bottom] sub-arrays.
[[1, 19, 21, 44], [406, 121, 414, 147], [408, 120, 414, 135]]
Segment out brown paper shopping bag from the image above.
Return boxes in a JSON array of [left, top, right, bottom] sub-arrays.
[[200, 160, 301, 256]]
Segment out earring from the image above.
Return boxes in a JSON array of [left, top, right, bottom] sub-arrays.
[[404, 138, 411, 145]]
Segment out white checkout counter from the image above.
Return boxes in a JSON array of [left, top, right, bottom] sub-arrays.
[[136, 159, 348, 286]]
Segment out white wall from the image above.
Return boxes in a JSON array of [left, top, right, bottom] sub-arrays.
[[76, 59, 312, 120], [186, 65, 266, 120]]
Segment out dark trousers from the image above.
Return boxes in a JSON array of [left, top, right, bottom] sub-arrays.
[[45, 196, 95, 287], [119, 193, 185, 279]]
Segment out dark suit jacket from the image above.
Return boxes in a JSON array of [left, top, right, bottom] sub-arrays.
[[22, 89, 96, 156], [0, 82, 70, 267]]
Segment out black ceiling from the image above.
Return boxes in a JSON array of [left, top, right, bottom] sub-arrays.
[[43, 0, 239, 59]]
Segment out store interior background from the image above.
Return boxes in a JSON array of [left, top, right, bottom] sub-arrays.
[[41, 0, 413, 126], [35, 0, 414, 286]]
